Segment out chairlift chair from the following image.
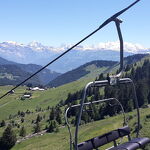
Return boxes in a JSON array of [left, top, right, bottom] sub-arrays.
[[65, 77, 150, 150], [65, 1, 150, 149], [65, 98, 128, 150]]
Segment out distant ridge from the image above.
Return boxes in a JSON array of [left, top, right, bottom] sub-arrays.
[[0, 56, 17, 65], [0, 41, 149, 72], [0, 57, 61, 86], [48, 54, 149, 87], [48, 60, 117, 87]]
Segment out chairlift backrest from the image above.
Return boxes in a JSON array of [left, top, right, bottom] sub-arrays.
[[77, 126, 150, 150]]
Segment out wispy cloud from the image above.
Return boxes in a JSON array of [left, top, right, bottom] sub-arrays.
[[75, 41, 148, 53]]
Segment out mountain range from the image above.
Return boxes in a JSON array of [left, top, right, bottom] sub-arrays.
[[0, 41, 149, 73], [47, 54, 148, 87], [0, 57, 60, 86], [48, 60, 117, 87]]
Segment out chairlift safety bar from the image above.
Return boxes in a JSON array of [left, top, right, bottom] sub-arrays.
[[74, 78, 140, 150], [65, 97, 127, 150]]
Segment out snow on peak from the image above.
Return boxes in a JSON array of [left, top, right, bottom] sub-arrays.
[[124, 42, 147, 53], [28, 41, 43, 47], [77, 41, 148, 53], [0, 41, 149, 54], [2, 41, 25, 47], [27, 41, 48, 51], [6, 41, 18, 45]]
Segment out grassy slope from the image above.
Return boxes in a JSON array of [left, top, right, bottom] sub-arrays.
[[0, 66, 107, 120], [0, 66, 108, 139], [12, 108, 150, 150], [0, 55, 150, 149], [1, 54, 148, 120]]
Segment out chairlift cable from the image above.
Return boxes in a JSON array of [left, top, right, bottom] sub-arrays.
[[0, 0, 140, 101]]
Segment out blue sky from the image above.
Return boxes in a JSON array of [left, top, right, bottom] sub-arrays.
[[0, 0, 149, 48]]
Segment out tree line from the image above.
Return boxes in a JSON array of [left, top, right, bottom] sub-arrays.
[[64, 59, 150, 125]]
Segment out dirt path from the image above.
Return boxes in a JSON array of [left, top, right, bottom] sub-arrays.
[[17, 130, 47, 143]]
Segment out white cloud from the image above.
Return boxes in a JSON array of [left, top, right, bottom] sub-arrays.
[[77, 41, 148, 53]]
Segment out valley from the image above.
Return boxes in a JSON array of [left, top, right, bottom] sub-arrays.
[[0, 54, 149, 149]]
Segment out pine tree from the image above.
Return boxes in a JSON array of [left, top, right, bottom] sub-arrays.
[[136, 84, 145, 107], [52, 120, 58, 133], [19, 126, 26, 137], [49, 107, 55, 120], [56, 113, 62, 124], [47, 120, 59, 133], [47, 121, 54, 133], [0, 120, 6, 127], [21, 118, 24, 123], [36, 114, 42, 123], [0, 125, 17, 150], [34, 122, 41, 133]]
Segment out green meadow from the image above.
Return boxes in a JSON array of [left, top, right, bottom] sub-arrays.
[[12, 108, 150, 150]]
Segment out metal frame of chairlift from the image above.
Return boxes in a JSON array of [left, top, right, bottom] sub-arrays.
[[65, 98, 127, 150], [65, 1, 150, 150]]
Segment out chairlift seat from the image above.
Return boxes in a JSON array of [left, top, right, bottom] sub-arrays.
[[78, 127, 128, 150], [106, 130, 120, 142], [109, 137, 150, 150], [78, 126, 150, 150], [129, 137, 150, 148], [109, 142, 139, 150], [77, 139, 93, 150], [93, 134, 107, 148], [118, 126, 130, 137]]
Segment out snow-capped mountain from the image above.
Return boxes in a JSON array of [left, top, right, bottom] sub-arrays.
[[0, 41, 149, 73], [81, 41, 148, 53]]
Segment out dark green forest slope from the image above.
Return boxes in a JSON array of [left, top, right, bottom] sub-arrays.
[[0, 57, 60, 86], [64, 54, 150, 120]]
